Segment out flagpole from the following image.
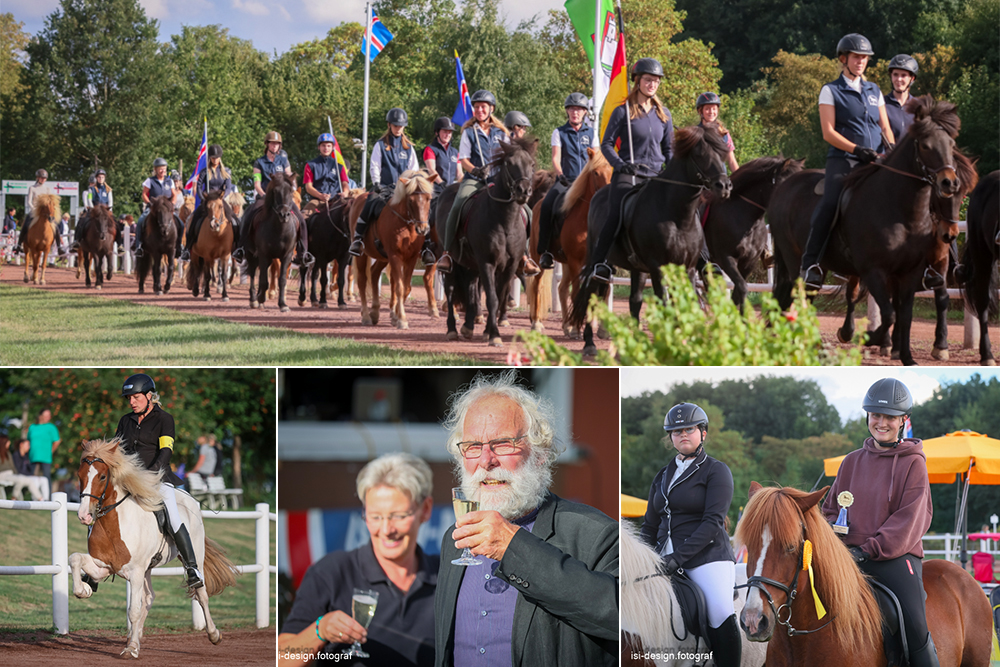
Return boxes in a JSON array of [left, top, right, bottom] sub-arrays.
[[616, 0, 635, 185], [592, 0, 601, 123], [361, 1, 372, 190]]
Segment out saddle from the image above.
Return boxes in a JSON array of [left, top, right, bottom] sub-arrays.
[[670, 571, 713, 650], [870, 579, 909, 667]]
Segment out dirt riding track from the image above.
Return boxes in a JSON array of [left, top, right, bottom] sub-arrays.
[[2, 265, 994, 365], [0, 627, 274, 666]]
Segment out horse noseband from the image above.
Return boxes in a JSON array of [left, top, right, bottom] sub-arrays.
[[80, 456, 131, 519]]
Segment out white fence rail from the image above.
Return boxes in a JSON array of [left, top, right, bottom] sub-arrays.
[[0, 492, 275, 634]]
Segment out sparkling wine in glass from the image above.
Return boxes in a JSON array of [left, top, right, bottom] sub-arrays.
[[451, 487, 482, 566], [340, 588, 378, 658]]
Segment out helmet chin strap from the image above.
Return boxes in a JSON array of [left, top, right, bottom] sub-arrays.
[[675, 430, 707, 460]]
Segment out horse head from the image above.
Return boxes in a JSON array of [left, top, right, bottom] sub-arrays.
[[675, 123, 732, 199], [905, 95, 961, 198], [265, 173, 296, 221], [497, 138, 538, 205], [150, 196, 174, 235], [932, 148, 979, 244], [391, 170, 434, 236], [77, 440, 122, 526], [205, 192, 226, 233]]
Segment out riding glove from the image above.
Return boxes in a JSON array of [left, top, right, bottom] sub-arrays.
[[847, 546, 867, 563], [853, 146, 879, 164], [617, 163, 638, 176], [660, 554, 682, 576]]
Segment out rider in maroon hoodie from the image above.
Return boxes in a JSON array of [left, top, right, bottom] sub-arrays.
[[822, 378, 938, 667]]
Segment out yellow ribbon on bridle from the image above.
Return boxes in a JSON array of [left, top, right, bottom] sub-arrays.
[[801, 539, 827, 620]]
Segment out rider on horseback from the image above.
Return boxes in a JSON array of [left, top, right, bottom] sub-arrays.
[[134, 158, 185, 259], [821, 379, 940, 667], [114, 373, 205, 591], [884, 54, 919, 147], [303, 133, 350, 213], [503, 110, 532, 140], [179, 145, 240, 262], [15, 169, 68, 257], [422, 116, 463, 265], [585, 58, 674, 284], [538, 92, 595, 269], [696, 92, 739, 174], [349, 108, 419, 257], [799, 34, 898, 291], [70, 168, 114, 252], [640, 403, 742, 667]]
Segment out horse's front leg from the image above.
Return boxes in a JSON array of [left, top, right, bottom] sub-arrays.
[[247, 258, 259, 308], [105, 253, 113, 281], [257, 260, 270, 308], [864, 273, 895, 355], [931, 285, 950, 360], [480, 264, 502, 346], [423, 262, 439, 318], [391, 256, 409, 329], [838, 278, 859, 344], [163, 250, 174, 293], [370, 261, 386, 326], [630, 271, 647, 321], [69, 551, 111, 599], [152, 254, 163, 295], [278, 257, 291, 312], [356, 257, 373, 325]]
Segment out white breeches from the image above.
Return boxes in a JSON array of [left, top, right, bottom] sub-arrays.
[[160, 483, 183, 533], [685, 560, 737, 628]]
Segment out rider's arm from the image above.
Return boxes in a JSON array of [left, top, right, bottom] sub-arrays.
[[107, 189, 113, 210], [660, 112, 675, 166], [423, 146, 439, 181], [253, 167, 265, 197], [878, 104, 895, 150], [600, 105, 627, 170], [457, 129, 476, 173], [551, 129, 563, 176], [142, 186, 151, 206], [727, 150, 740, 173], [818, 102, 858, 154], [369, 142, 383, 186]]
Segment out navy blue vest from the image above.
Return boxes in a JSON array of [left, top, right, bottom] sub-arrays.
[[883, 94, 914, 147], [89, 183, 111, 206], [379, 135, 411, 187], [824, 76, 883, 158], [463, 124, 507, 168], [306, 155, 343, 196], [427, 140, 459, 185], [556, 122, 595, 180], [147, 177, 173, 199], [255, 152, 290, 191], [198, 165, 230, 197]]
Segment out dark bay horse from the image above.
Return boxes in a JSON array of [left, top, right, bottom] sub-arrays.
[[959, 169, 1000, 365], [769, 96, 960, 365], [137, 196, 177, 295], [243, 172, 298, 311], [704, 156, 806, 312], [435, 138, 537, 346], [736, 482, 992, 667], [298, 193, 356, 310], [569, 123, 733, 356], [186, 191, 232, 301], [77, 204, 116, 289]]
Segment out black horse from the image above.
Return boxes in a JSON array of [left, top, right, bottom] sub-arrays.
[[243, 172, 298, 312], [704, 156, 806, 312], [77, 204, 116, 290], [435, 137, 537, 346], [769, 95, 960, 365], [569, 123, 733, 356], [959, 169, 1000, 365], [298, 196, 353, 310], [137, 196, 177, 295]]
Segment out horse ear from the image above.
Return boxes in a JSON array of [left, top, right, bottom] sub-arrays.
[[398, 176, 410, 187], [792, 485, 830, 513], [749, 481, 763, 498]]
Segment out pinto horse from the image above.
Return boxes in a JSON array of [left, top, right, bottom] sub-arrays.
[[77, 204, 116, 289], [350, 170, 435, 329], [186, 191, 233, 301], [959, 169, 1000, 365], [137, 196, 178, 295], [69, 438, 237, 658], [22, 193, 60, 285], [735, 482, 992, 667]]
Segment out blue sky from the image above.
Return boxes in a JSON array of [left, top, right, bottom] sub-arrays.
[[620, 368, 1000, 424], [7, 0, 567, 57]]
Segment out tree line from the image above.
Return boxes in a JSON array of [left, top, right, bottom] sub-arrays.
[[1, 0, 995, 219]]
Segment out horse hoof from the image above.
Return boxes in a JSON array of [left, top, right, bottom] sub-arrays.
[[209, 629, 222, 645], [319, 302, 329, 309], [250, 301, 259, 309], [583, 344, 598, 357], [475, 315, 485, 325], [396, 320, 409, 330], [280, 305, 290, 313], [836, 328, 852, 344], [447, 331, 458, 341], [532, 321, 545, 333], [890, 351, 901, 361], [429, 309, 439, 319], [460, 325, 474, 339], [154, 290, 162, 296], [338, 303, 348, 310], [23, 275, 29, 283], [95, 285, 101, 291], [38, 279, 44, 285], [222, 297, 229, 302], [880, 346, 890, 357], [203, 295, 211, 301], [931, 347, 949, 361], [597, 325, 610, 340], [361, 315, 373, 326], [298, 298, 305, 307], [985, 359, 997, 367], [489, 337, 503, 347], [499, 319, 510, 327]]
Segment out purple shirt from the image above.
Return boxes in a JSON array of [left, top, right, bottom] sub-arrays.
[[453, 508, 539, 667]]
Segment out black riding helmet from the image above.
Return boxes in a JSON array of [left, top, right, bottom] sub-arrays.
[[470, 89, 497, 108], [121, 373, 155, 397], [631, 57, 664, 81], [888, 54, 919, 77], [386, 107, 408, 127], [208, 144, 223, 159], [696, 92, 721, 109], [836, 33, 874, 57], [863, 378, 912, 446], [434, 116, 456, 133], [664, 403, 708, 459]]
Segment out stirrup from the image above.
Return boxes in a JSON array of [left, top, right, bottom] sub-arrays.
[[185, 567, 205, 590], [295, 251, 315, 269], [521, 256, 541, 277], [421, 248, 437, 265], [436, 253, 453, 274], [69, 241, 81, 252], [591, 263, 613, 284], [801, 264, 824, 290], [922, 267, 944, 290], [538, 252, 555, 270], [348, 239, 364, 257], [179, 249, 191, 261], [232, 247, 245, 262], [134, 246, 145, 258]]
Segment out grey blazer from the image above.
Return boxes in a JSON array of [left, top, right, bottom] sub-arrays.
[[434, 492, 619, 667]]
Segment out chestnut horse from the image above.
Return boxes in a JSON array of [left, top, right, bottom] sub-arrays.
[[69, 438, 237, 658], [22, 193, 60, 285], [76, 204, 116, 289], [735, 482, 992, 667], [528, 148, 614, 338], [350, 169, 434, 329], [186, 191, 233, 301]]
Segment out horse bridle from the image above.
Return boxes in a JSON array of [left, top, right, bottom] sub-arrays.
[[736, 523, 835, 637], [872, 134, 956, 195], [79, 456, 131, 520], [650, 147, 725, 193], [486, 161, 532, 204]]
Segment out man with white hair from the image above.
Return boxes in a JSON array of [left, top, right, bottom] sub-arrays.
[[434, 372, 618, 667]]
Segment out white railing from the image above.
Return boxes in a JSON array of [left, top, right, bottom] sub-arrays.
[[920, 533, 999, 561], [0, 492, 275, 634]]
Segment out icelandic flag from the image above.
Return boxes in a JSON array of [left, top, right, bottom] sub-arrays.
[[361, 11, 394, 62], [451, 50, 473, 126], [185, 118, 208, 206], [903, 416, 914, 439]]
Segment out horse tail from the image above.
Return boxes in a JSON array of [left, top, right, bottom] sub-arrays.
[[202, 536, 239, 597], [568, 270, 600, 329]]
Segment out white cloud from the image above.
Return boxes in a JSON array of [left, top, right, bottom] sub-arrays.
[[276, 3, 292, 21], [301, 0, 365, 24], [140, 0, 169, 20], [232, 0, 269, 17]]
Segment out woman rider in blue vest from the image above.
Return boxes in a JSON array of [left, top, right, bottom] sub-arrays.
[[179, 144, 240, 261], [538, 92, 596, 269], [883, 55, 918, 147], [348, 108, 419, 257], [799, 34, 895, 290], [586, 58, 674, 285], [421, 116, 463, 265], [70, 168, 114, 251], [134, 158, 184, 258], [303, 133, 350, 213]]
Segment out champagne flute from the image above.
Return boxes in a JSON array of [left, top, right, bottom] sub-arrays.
[[340, 588, 378, 658], [451, 487, 482, 566]]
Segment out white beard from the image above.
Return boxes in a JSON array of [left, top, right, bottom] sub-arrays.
[[460, 451, 552, 521]]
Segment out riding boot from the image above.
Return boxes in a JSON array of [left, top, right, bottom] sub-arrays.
[[349, 217, 369, 256], [15, 219, 29, 253], [133, 216, 146, 258], [909, 633, 941, 667], [705, 614, 742, 667], [172, 524, 205, 590], [421, 237, 437, 265], [521, 255, 541, 277], [69, 218, 86, 252], [173, 215, 185, 256]]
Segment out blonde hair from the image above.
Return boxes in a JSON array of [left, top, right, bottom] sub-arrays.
[[460, 115, 511, 138], [380, 128, 412, 152]]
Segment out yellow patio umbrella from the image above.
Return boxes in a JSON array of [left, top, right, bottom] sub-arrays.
[[621, 493, 647, 518]]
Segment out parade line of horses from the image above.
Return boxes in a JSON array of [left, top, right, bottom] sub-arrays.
[[15, 97, 1000, 365]]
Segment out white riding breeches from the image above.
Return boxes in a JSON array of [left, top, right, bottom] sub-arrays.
[[685, 559, 737, 628], [160, 483, 183, 533]]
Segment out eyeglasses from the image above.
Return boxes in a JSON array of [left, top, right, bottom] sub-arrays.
[[666, 426, 699, 436], [364, 511, 415, 526], [457, 435, 527, 459]]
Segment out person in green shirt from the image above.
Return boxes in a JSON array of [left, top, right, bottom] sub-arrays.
[[27, 408, 60, 500]]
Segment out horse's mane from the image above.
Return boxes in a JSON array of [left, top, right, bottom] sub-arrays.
[[673, 122, 730, 160], [389, 169, 434, 205], [620, 520, 684, 646], [728, 156, 789, 196], [735, 486, 882, 655], [204, 190, 225, 204], [224, 189, 246, 209], [32, 194, 61, 227], [264, 172, 295, 209], [953, 148, 979, 197], [563, 149, 611, 214], [148, 195, 174, 220], [89, 203, 115, 228], [80, 438, 164, 512], [532, 170, 556, 199], [497, 137, 539, 163]]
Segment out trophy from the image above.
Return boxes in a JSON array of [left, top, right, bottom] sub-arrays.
[[833, 491, 853, 535]]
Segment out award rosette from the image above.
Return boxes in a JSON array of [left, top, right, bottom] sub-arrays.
[[833, 491, 853, 535]]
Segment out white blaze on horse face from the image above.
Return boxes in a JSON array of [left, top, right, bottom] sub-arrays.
[[744, 524, 772, 615], [78, 465, 98, 524]]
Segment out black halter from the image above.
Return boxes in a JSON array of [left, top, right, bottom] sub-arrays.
[[736, 522, 835, 637], [80, 456, 131, 520]]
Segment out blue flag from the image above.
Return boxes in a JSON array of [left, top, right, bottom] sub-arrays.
[[361, 11, 394, 62], [451, 50, 473, 126], [184, 119, 208, 207]]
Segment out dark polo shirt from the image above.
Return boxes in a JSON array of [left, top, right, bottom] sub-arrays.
[[282, 541, 438, 666], [114, 405, 182, 486]]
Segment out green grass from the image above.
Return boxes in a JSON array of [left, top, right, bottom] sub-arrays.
[[0, 283, 484, 366], [0, 506, 275, 632]]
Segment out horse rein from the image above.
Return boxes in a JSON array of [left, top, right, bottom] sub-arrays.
[[486, 162, 532, 204], [736, 522, 836, 637], [80, 456, 132, 520], [871, 140, 956, 193]]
